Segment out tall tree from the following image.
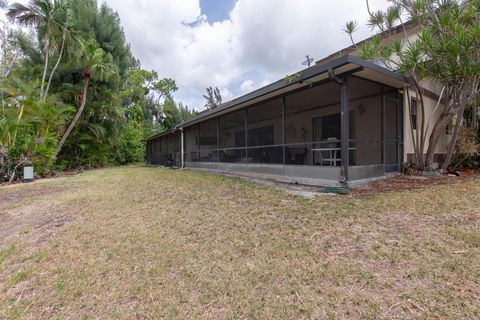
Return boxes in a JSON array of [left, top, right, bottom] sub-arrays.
[[54, 40, 118, 157], [43, 0, 77, 101], [344, 0, 480, 170], [53, 0, 136, 167], [162, 100, 196, 130], [203, 86, 222, 109], [7, 0, 70, 99]]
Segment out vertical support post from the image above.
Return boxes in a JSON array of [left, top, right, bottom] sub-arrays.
[[397, 92, 403, 167], [180, 129, 185, 168], [197, 124, 201, 161], [381, 86, 386, 169], [282, 96, 286, 166], [244, 109, 248, 164], [217, 117, 220, 162], [340, 78, 349, 184]]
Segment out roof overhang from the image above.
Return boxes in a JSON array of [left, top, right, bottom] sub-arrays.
[[145, 128, 179, 142], [174, 55, 411, 130]]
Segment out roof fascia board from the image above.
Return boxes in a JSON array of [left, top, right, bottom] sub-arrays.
[[179, 55, 351, 128], [167, 55, 412, 132]]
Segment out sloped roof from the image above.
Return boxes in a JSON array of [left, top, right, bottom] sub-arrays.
[[176, 55, 410, 129]]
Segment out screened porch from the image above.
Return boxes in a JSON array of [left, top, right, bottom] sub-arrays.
[[183, 76, 403, 186], [146, 131, 181, 167]]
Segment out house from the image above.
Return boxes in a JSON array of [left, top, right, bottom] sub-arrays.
[[146, 23, 449, 187]]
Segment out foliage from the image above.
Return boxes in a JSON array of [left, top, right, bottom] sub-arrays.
[[122, 69, 179, 136], [344, 0, 480, 170], [203, 86, 222, 109], [0, 0, 192, 181], [451, 125, 480, 169], [0, 78, 73, 180], [54, 38, 119, 158], [113, 120, 145, 165], [401, 160, 417, 175], [7, 0, 73, 100], [161, 100, 196, 131]]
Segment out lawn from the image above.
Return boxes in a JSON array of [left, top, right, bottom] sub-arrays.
[[0, 167, 479, 319]]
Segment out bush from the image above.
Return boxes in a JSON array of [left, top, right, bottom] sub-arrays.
[[113, 121, 145, 165], [451, 126, 480, 170]]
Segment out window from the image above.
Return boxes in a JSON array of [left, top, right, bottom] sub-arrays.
[[410, 99, 417, 130]]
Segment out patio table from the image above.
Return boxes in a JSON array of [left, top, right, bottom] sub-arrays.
[[312, 147, 356, 166]]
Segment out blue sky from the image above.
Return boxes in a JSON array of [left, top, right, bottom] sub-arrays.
[[103, 0, 389, 111], [200, 0, 235, 23]]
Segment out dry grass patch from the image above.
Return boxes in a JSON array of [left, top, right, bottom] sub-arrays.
[[0, 167, 479, 319]]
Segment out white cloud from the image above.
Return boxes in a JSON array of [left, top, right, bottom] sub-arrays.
[[2, 0, 390, 110], [240, 79, 272, 94], [104, 0, 389, 110], [219, 87, 234, 101], [240, 79, 254, 93]]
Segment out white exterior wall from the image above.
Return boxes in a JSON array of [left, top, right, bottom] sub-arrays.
[[351, 26, 452, 165], [402, 82, 451, 167]]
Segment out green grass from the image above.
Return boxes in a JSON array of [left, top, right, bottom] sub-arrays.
[[0, 166, 479, 319], [0, 246, 16, 265], [9, 269, 32, 285]]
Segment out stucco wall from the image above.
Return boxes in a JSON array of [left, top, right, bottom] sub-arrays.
[[403, 85, 451, 167]]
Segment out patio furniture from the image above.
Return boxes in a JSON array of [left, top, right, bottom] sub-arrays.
[[313, 137, 339, 166], [313, 138, 356, 166]]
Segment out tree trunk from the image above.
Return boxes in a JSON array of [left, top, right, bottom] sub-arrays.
[[40, 40, 50, 99], [442, 105, 465, 170], [425, 113, 454, 168], [44, 29, 66, 102], [405, 88, 420, 166], [54, 77, 90, 158]]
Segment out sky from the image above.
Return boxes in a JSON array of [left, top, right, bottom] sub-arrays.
[[4, 0, 390, 111]]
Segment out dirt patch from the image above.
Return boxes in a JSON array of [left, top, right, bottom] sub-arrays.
[[0, 200, 75, 246], [0, 185, 67, 209], [0, 185, 77, 246], [350, 172, 480, 197]]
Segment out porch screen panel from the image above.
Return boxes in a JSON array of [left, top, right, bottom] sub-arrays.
[[385, 90, 401, 170], [219, 110, 246, 163], [184, 125, 199, 162], [146, 142, 152, 164], [348, 77, 383, 166], [247, 98, 283, 164], [170, 133, 181, 166], [199, 119, 218, 162], [285, 82, 341, 166], [146, 133, 180, 166], [153, 139, 161, 165]]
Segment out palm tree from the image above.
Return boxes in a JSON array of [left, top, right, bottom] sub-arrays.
[[7, 0, 70, 99], [43, 1, 75, 101], [54, 40, 118, 157]]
